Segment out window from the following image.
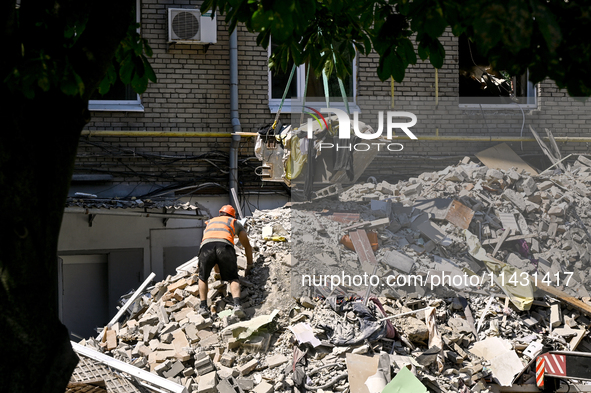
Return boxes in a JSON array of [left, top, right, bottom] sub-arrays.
[[268, 44, 358, 113], [458, 34, 536, 109], [89, 79, 143, 112], [89, 2, 144, 112]]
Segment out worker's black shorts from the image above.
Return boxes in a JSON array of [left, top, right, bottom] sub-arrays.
[[198, 241, 239, 282]]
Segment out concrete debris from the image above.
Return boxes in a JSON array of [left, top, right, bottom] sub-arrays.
[[77, 154, 591, 392]]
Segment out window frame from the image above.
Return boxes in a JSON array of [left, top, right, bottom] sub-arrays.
[[267, 46, 359, 113], [458, 34, 538, 110], [89, 2, 144, 112], [458, 70, 538, 110]]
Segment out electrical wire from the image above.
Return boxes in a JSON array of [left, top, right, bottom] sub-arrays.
[[78, 139, 232, 180], [79, 139, 230, 162], [75, 137, 290, 203], [138, 182, 227, 199], [76, 138, 235, 186], [479, 104, 491, 134], [515, 101, 526, 151], [466, 39, 513, 95]]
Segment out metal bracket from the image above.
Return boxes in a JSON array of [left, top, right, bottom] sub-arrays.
[[162, 208, 170, 227], [88, 214, 95, 227]]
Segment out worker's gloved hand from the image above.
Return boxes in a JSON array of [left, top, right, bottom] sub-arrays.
[[245, 264, 254, 276]]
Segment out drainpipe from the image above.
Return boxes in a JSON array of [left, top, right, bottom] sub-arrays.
[[229, 29, 241, 207]]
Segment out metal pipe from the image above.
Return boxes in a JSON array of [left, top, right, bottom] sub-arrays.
[[229, 28, 242, 206], [233, 131, 591, 144], [80, 130, 237, 138], [392, 135, 591, 142], [64, 206, 208, 220], [97, 272, 156, 340], [79, 130, 591, 143]]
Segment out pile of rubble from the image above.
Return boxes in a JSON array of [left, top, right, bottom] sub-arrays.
[[332, 154, 591, 300], [75, 150, 591, 393]]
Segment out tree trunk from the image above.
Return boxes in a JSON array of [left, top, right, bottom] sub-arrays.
[[0, 1, 137, 391], [0, 92, 85, 393]]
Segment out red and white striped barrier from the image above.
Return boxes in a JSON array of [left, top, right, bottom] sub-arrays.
[[536, 356, 545, 388], [537, 353, 567, 388]]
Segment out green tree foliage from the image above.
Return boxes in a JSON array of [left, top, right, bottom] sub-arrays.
[[202, 0, 591, 96], [4, 3, 156, 100]]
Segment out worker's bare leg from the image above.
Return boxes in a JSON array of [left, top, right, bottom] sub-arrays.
[[198, 278, 210, 315], [198, 278, 208, 301], [229, 280, 241, 298], [229, 280, 246, 318]]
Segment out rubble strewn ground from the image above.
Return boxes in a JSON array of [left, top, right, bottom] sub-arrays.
[[76, 153, 591, 392]]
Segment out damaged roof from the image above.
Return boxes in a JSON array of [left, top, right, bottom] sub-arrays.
[[65, 197, 203, 212]]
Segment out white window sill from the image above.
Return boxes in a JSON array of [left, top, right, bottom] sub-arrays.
[[89, 102, 145, 112], [268, 102, 361, 114], [459, 103, 537, 111]]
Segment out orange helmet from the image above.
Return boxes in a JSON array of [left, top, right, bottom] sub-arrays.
[[219, 205, 236, 218]]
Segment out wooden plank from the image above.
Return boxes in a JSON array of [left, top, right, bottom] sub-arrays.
[[350, 229, 377, 266], [475, 143, 538, 175], [529, 126, 563, 171], [329, 212, 360, 224], [477, 254, 591, 316], [482, 233, 535, 245], [534, 280, 591, 318], [445, 200, 474, 229], [569, 329, 585, 351], [491, 229, 512, 257], [545, 128, 565, 170], [540, 153, 573, 175]]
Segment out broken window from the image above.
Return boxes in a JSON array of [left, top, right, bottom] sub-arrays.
[[458, 34, 536, 108], [268, 41, 357, 113]]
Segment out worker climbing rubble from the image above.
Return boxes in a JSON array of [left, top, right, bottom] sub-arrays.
[[197, 205, 253, 319], [74, 150, 591, 393]]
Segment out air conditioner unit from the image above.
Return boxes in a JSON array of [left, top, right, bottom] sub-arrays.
[[168, 8, 217, 44]]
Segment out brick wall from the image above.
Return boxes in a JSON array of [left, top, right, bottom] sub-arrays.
[[79, 5, 590, 194], [80, 0, 271, 193]]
